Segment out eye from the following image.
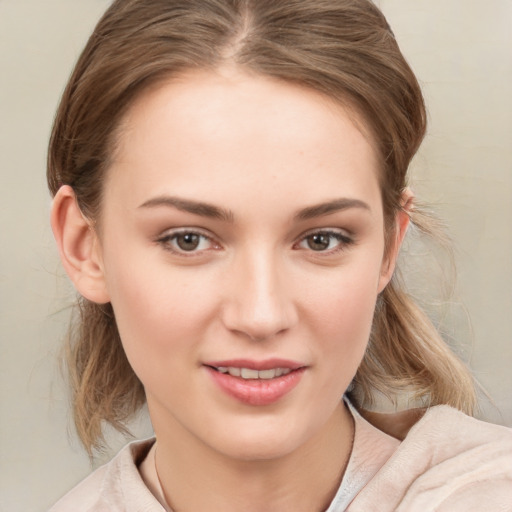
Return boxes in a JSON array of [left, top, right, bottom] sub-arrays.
[[296, 230, 353, 252], [156, 229, 219, 254]]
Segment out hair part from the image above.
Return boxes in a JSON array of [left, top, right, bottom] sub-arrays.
[[48, 0, 476, 454]]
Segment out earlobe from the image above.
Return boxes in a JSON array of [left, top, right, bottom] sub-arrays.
[[51, 185, 110, 304], [377, 188, 413, 293]]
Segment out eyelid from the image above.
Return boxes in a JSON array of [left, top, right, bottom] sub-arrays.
[[299, 226, 352, 239], [294, 227, 354, 253], [155, 227, 221, 255]]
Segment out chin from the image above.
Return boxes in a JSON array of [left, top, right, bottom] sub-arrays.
[[204, 413, 324, 463], [215, 434, 303, 462]]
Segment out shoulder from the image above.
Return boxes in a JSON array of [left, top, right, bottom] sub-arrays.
[[49, 438, 161, 512], [349, 406, 512, 511]]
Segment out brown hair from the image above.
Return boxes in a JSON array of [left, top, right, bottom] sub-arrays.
[[48, 0, 476, 453]]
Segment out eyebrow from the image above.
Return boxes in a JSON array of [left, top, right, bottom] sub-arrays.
[[139, 196, 235, 222], [294, 198, 371, 221], [139, 195, 369, 223]]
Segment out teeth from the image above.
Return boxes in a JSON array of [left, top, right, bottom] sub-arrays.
[[240, 368, 259, 379], [258, 369, 277, 379], [215, 366, 292, 380]]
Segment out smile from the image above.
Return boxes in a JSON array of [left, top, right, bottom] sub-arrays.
[[213, 367, 293, 380], [204, 360, 306, 406]]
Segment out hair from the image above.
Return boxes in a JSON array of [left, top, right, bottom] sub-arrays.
[[48, 0, 476, 453]]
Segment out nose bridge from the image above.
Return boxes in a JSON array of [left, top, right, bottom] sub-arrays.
[[222, 245, 297, 341]]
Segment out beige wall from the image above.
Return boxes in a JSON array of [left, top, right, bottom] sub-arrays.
[[0, 1, 510, 509]]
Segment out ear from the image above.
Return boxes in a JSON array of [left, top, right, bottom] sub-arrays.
[[377, 188, 414, 293], [51, 185, 110, 304]]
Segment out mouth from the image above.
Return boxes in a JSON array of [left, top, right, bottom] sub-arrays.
[[208, 366, 294, 380], [203, 359, 306, 406]]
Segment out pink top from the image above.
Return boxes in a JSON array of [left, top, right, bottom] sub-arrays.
[[49, 404, 512, 511]]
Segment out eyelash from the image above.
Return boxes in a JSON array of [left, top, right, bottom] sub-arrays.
[[294, 229, 354, 255], [156, 229, 219, 256], [155, 228, 354, 256]]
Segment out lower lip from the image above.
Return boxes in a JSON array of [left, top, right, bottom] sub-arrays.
[[205, 367, 306, 406]]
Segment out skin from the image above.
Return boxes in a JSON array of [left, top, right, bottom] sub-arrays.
[[52, 68, 410, 512]]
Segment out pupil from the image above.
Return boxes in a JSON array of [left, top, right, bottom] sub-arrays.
[[177, 233, 200, 251], [308, 234, 330, 251]]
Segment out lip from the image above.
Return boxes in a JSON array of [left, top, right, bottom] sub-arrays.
[[204, 358, 304, 371], [203, 359, 307, 406]]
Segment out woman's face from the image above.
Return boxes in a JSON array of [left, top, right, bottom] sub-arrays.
[[95, 69, 397, 461]]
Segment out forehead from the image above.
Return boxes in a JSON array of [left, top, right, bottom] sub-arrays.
[[107, 69, 382, 215]]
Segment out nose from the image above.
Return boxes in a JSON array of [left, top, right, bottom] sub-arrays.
[[221, 249, 298, 342]]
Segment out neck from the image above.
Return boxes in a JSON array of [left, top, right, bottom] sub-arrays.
[[151, 402, 353, 512]]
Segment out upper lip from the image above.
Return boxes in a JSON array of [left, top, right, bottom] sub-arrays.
[[203, 359, 305, 371]]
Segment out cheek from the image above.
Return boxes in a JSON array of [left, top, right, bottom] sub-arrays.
[[101, 253, 219, 371], [328, 273, 378, 330], [321, 279, 377, 359], [304, 251, 382, 332], [303, 259, 382, 379]]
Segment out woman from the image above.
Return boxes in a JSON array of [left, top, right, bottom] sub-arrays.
[[48, 0, 512, 510]]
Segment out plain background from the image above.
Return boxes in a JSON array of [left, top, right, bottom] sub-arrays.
[[1, 0, 511, 510]]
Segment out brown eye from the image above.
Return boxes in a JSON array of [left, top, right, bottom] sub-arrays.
[[306, 233, 331, 251], [297, 230, 353, 253], [157, 230, 216, 254], [176, 233, 201, 251]]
